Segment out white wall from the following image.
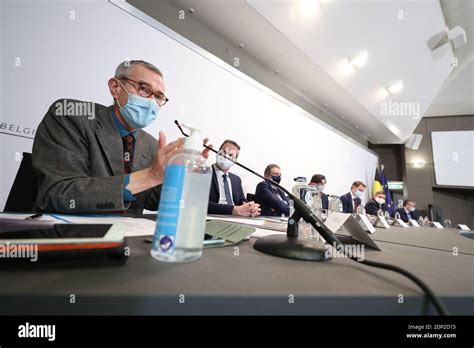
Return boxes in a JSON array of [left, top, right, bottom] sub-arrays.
[[431, 131, 474, 187], [0, 0, 378, 210]]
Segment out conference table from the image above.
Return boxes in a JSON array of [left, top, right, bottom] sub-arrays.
[[0, 214, 472, 315]]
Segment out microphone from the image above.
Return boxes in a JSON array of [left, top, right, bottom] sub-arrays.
[[173, 120, 448, 315], [175, 120, 342, 260]]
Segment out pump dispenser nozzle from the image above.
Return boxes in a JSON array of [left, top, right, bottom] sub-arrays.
[[180, 122, 202, 151]]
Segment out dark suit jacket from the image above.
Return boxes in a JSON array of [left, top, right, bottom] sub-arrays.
[[32, 99, 161, 214], [340, 192, 361, 214], [254, 181, 290, 217], [394, 208, 418, 222], [207, 166, 246, 215], [321, 193, 329, 210], [364, 198, 388, 216]]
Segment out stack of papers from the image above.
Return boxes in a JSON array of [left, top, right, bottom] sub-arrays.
[[0, 213, 288, 239], [0, 213, 156, 238]]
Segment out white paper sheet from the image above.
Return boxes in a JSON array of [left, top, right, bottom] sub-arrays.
[[206, 216, 265, 226], [251, 228, 284, 238], [39, 214, 156, 237]]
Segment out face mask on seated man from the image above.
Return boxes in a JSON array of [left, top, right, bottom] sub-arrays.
[[207, 141, 260, 217]]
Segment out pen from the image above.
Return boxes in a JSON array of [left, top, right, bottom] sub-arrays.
[[24, 213, 44, 221], [203, 239, 226, 246]]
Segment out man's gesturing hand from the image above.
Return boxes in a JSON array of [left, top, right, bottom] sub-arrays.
[[128, 132, 213, 196], [148, 131, 185, 186]]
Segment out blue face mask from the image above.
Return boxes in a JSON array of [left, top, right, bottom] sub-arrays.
[[409, 207, 416, 212], [271, 175, 281, 184], [354, 190, 364, 198], [117, 80, 158, 129]]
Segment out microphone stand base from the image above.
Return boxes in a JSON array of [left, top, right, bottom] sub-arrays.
[[253, 234, 331, 261]]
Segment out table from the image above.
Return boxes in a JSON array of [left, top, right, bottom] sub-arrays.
[[0, 222, 472, 315]]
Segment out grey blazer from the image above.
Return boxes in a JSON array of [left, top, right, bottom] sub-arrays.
[[32, 99, 162, 214]]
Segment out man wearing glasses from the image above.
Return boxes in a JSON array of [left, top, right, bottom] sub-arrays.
[[32, 60, 211, 214]]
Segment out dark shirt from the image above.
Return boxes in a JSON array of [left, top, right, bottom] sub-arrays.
[[365, 198, 388, 216], [254, 180, 290, 217], [207, 166, 246, 215]]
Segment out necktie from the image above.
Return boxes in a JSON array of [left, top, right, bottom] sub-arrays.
[[353, 198, 360, 210], [222, 174, 233, 205], [122, 134, 134, 174]]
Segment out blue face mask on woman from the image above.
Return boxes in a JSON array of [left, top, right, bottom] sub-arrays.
[[116, 80, 158, 129]]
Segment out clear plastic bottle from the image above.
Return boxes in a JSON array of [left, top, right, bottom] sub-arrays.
[[419, 216, 424, 226], [328, 195, 343, 213], [384, 210, 392, 223], [151, 124, 212, 263], [311, 186, 323, 212], [307, 185, 321, 220], [337, 198, 343, 213], [292, 177, 312, 206], [423, 216, 430, 226]]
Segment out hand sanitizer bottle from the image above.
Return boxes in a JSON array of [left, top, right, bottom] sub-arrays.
[[151, 124, 212, 262]]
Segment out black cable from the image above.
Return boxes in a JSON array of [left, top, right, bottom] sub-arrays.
[[175, 120, 449, 316], [351, 257, 449, 315]]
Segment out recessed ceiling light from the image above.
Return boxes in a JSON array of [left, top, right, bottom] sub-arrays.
[[324, 103, 328, 106], [347, 50, 368, 68], [238, 43, 245, 49], [188, 8, 195, 14], [341, 116, 345, 119], [367, 134, 371, 137], [413, 160, 426, 168], [302, 88, 307, 92], [274, 69, 279, 74], [355, 125, 359, 128], [387, 80, 403, 94]]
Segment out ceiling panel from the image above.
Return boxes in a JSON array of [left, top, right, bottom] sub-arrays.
[[128, 0, 469, 144], [425, 0, 474, 116], [248, 0, 455, 140]]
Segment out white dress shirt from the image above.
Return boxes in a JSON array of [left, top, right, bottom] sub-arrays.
[[404, 207, 412, 220], [214, 165, 234, 205], [350, 191, 357, 211]]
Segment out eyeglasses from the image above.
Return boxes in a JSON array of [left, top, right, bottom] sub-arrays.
[[119, 77, 169, 106]]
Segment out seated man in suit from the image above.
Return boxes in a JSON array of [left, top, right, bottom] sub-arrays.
[[254, 164, 290, 217], [340, 181, 366, 214], [309, 174, 329, 210], [32, 60, 211, 214], [394, 199, 418, 222], [208, 140, 260, 216], [365, 191, 388, 216]]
